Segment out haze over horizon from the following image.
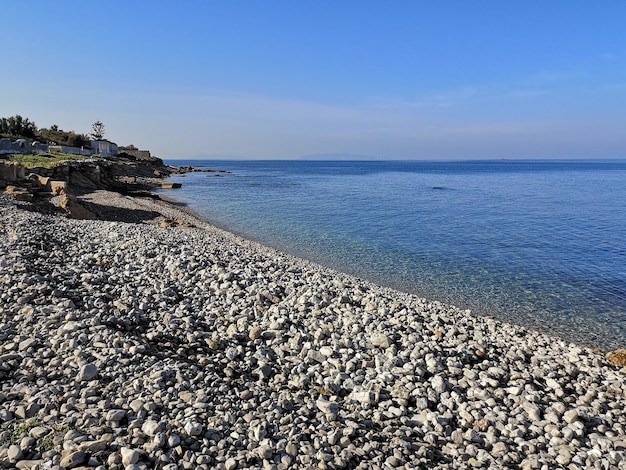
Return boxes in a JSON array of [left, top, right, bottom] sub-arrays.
[[2, 1, 625, 160]]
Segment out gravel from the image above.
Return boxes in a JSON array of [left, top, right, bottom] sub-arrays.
[[1, 192, 626, 469]]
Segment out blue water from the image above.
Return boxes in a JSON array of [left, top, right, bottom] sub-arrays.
[[162, 160, 626, 351]]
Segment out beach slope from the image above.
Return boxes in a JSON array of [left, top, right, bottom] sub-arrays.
[[1, 192, 625, 469]]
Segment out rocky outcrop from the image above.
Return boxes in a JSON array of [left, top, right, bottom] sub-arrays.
[[3, 185, 33, 202], [59, 193, 97, 220], [2, 156, 186, 220], [0, 161, 26, 185], [28, 156, 180, 193]]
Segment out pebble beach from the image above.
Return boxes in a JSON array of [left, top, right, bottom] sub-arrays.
[[1, 191, 626, 470]]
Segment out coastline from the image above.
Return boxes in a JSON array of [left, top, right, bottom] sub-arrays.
[[1, 189, 626, 468]]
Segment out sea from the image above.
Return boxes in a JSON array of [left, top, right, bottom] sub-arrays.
[[161, 159, 626, 351]]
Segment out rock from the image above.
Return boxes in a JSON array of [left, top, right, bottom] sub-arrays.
[[78, 438, 109, 453], [225, 457, 238, 470], [307, 349, 326, 363], [371, 333, 392, 349], [106, 409, 126, 422], [60, 194, 97, 219], [257, 444, 273, 460], [8, 444, 22, 462], [141, 420, 163, 437], [167, 434, 181, 447], [184, 421, 203, 436], [257, 364, 274, 380], [316, 398, 339, 418], [249, 326, 263, 340], [606, 349, 626, 366], [563, 409, 580, 424], [29, 426, 50, 439], [60, 451, 89, 468], [77, 363, 98, 381], [431, 375, 448, 393], [15, 460, 44, 469], [18, 338, 36, 351], [129, 399, 145, 413], [350, 391, 376, 405], [120, 447, 140, 466]]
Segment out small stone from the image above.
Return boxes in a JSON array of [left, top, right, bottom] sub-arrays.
[[141, 420, 163, 437], [249, 327, 263, 340], [307, 349, 326, 363], [167, 434, 181, 447], [257, 364, 274, 380], [350, 391, 376, 405], [386, 455, 403, 467], [225, 457, 238, 470], [18, 338, 36, 351], [257, 444, 273, 460], [77, 363, 98, 381], [184, 421, 203, 436], [249, 424, 267, 441], [29, 426, 50, 439], [371, 333, 392, 349], [431, 375, 448, 393], [15, 460, 44, 469], [285, 442, 298, 456], [316, 398, 339, 417], [14, 406, 27, 420], [106, 409, 126, 422], [60, 451, 89, 468], [129, 399, 145, 413], [563, 409, 580, 424], [556, 449, 571, 466], [78, 439, 109, 453], [8, 444, 22, 462], [120, 447, 140, 466], [606, 349, 626, 366]]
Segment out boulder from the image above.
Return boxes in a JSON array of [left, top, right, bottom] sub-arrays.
[[60, 194, 97, 220], [0, 161, 26, 182], [49, 181, 67, 195]]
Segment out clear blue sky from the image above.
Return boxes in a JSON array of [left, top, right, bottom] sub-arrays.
[[2, 1, 625, 159]]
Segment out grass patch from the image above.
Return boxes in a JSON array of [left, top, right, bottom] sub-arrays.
[[2, 153, 103, 169], [0, 420, 84, 451], [0, 418, 38, 445]]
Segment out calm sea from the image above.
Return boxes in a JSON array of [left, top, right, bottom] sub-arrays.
[[162, 159, 626, 351]]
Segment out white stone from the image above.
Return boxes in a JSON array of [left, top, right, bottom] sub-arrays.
[[141, 420, 162, 437], [316, 398, 339, 417], [8, 444, 22, 462], [371, 333, 392, 349], [184, 421, 203, 436], [120, 447, 140, 466]]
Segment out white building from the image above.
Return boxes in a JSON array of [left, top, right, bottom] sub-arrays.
[[91, 140, 118, 157]]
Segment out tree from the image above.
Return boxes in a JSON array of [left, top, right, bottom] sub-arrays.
[[0, 114, 37, 139], [91, 120, 105, 140], [37, 126, 90, 147]]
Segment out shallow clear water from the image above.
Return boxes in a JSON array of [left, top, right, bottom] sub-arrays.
[[162, 159, 626, 350]]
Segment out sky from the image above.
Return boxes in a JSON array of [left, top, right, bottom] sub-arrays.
[[1, 1, 625, 160]]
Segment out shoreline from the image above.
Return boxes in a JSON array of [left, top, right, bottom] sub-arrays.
[[1, 189, 626, 468]]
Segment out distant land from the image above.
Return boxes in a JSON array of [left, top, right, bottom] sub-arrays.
[[176, 153, 383, 161], [298, 153, 381, 161]]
